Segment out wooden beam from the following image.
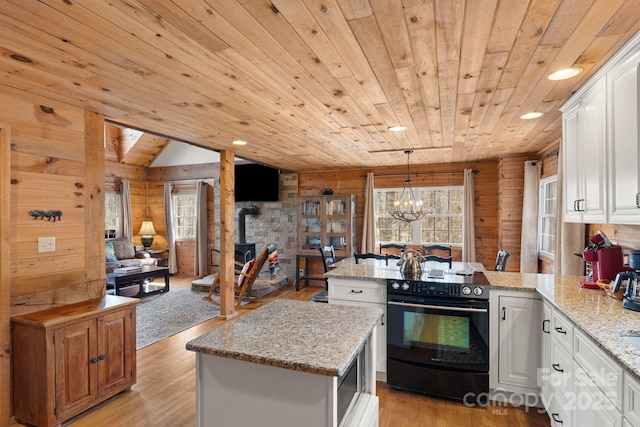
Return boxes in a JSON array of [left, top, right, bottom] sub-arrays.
[[0, 122, 11, 427], [218, 150, 237, 319], [84, 111, 106, 298]]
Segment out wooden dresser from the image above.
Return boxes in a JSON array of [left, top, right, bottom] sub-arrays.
[[11, 295, 138, 427]]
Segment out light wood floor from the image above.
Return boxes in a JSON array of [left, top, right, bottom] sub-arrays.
[[20, 275, 550, 427]]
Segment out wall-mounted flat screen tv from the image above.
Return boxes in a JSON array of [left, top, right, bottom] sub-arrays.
[[235, 163, 280, 202]]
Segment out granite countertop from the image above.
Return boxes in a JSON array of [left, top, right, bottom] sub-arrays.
[[325, 257, 486, 282], [326, 259, 640, 380], [485, 270, 640, 380], [185, 299, 383, 377]]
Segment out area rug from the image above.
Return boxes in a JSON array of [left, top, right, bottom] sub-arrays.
[[136, 289, 220, 349]]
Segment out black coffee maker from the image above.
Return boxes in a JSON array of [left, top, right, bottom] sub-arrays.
[[613, 251, 640, 312]]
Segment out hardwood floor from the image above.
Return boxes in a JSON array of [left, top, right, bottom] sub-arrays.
[[18, 275, 550, 427]]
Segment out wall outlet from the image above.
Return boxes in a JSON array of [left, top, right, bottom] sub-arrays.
[[38, 237, 56, 253], [299, 269, 304, 276]]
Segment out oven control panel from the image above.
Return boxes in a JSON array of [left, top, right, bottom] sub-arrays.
[[387, 279, 489, 300]]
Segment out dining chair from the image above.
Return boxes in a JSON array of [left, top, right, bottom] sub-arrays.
[[311, 245, 336, 303], [421, 254, 453, 268], [422, 244, 452, 257], [379, 243, 406, 256], [495, 250, 510, 271], [354, 252, 389, 265]]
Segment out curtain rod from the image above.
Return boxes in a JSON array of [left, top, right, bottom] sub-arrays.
[[155, 181, 211, 187], [532, 148, 559, 165], [365, 169, 479, 178]]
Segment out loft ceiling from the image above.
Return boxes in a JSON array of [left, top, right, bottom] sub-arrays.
[[1, 1, 639, 172]]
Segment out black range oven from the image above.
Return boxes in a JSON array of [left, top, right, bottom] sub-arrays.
[[386, 272, 490, 403]]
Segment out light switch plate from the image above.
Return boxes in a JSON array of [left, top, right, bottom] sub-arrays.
[[38, 237, 56, 253]]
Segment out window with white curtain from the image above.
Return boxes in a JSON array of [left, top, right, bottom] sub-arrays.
[[173, 194, 197, 239], [104, 193, 121, 238], [538, 176, 557, 257], [374, 186, 463, 246]]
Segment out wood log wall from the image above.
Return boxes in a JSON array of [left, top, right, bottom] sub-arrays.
[[298, 160, 501, 272]]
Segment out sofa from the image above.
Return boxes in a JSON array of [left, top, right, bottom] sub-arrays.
[[105, 237, 157, 273]]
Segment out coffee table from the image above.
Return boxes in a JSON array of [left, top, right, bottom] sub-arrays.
[[107, 266, 170, 297]]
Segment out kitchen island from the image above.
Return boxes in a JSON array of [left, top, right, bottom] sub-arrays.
[[186, 299, 382, 427]]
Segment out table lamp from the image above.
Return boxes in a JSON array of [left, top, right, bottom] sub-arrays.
[[139, 220, 156, 249]]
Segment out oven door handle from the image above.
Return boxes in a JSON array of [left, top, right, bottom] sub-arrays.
[[388, 301, 488, 313]]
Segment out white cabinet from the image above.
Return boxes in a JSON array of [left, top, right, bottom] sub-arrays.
[[540, 303, 627, 427], [561, 30, 640, 225], [489, 290, 541, 397], [562, 78, 608, 223], [329, 278, 386, 378], [624, 372, 640, 426], [541, 301, 552, 408], [608, 49, 640, 224]]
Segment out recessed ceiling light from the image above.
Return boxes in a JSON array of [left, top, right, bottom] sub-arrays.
[[520, 112, 544, 120], [548, 67, 582, 81], [388, 125, 407, 132], [232, 140, 247, 146]]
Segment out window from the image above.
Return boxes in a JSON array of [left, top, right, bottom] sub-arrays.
[[374, 186, 463, 246], [173, 194, 197, 239], [539, 176, 557, 257], [105, 193, 121, 238]]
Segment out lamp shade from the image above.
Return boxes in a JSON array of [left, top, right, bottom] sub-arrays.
[[138, 220, 156, 236]]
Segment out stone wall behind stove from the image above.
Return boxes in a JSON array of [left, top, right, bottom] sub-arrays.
[[213, 172, 298, 282]]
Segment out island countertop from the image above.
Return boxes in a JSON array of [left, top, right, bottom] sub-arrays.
[[185, 299, 383, 377]]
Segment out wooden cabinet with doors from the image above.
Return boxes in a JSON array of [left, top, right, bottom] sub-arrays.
[[297, 194, 356, 258], [11, 295, 137, 427]]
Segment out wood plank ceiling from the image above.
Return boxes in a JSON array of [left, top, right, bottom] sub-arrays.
[[0, 0, 639, 171]]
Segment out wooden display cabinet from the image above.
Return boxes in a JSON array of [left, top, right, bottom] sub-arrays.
[[11, 295, 138, 427], [298, 194, 356, 257]]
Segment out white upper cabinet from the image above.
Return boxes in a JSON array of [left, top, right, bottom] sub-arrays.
[[608, 49, 640, 224], [562, 78, 608, 223], [561, 30, 640, 224]]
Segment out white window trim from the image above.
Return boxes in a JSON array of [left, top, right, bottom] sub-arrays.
[[538, 175, 557, 259], [172, 193, 197, 240]]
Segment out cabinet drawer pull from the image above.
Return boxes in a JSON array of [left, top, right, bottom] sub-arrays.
[[573, 200, 579, 212], [552, 363, 564, 373], [542, 319, 550, 334], [350, 289, 363, 294], [551, 413, 563, 424], [636, 193, 640, 208], [554, 326, 567, 335], [90, 357, 98, 364], [502, 307, 506, 320], [99, 354, 106, 361]]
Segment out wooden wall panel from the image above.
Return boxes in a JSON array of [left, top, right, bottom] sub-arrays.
[[0, 123, 11, 427], [298, 160, 500, 271], [3, 88, 92, 312]]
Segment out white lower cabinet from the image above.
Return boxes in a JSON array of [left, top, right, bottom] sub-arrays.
[[541, 301, 552, 409], [540, 305, 627, 427], [574, 363, 622, 427], [624, 372, 640, 426], [328, 278, 386, 378], [490, 290, 541, 400]]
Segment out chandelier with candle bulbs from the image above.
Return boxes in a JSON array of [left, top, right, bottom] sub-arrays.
[[389, 150, 428, 223]]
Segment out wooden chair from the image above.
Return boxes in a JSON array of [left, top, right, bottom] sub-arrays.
[[202, 245, 270, 306], [311, 245, 335, 303], [422, 244, 452, 257], [421, 254, 453, 268], [495, 250, 510, 271], [379, 243, 406, 256], [354, 252, 389, 265]]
